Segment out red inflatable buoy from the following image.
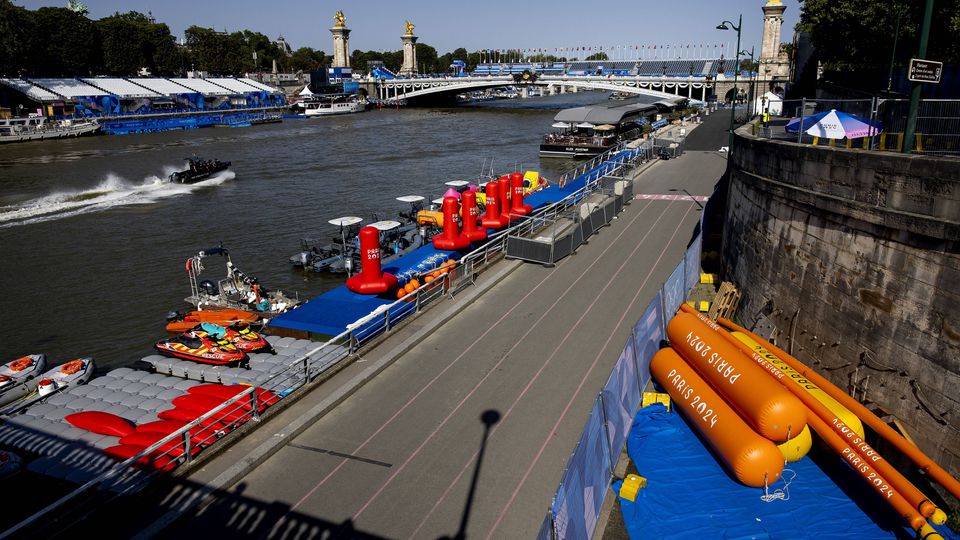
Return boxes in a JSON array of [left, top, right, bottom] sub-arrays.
[[481, 180, 508, 229], [498, 175, 513, 223], [510, 172, 533, 216], [346, 226, 399, 295], [432, 196, 471, 250], [460, 190, 487, 242]]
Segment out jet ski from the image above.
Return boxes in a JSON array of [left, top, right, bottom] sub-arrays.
[[168, 157, 231, 184], [189, 322, 273, 354], [154, 333, 248, 366], [0, 354, 46, 407], [165, 308, 260, 334]]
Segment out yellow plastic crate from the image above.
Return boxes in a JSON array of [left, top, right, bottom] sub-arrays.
[[700, 273, 717, 284], [641, 392, 671, 411], [697, 301, 710, 312], [619, 474, 648, 501]]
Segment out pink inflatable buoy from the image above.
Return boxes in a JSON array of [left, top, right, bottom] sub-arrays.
[[510, 172, 533, 216], [481, 180, 508, 229], [460, 190, 487, 242], [443, 188, 460, 200], [346, 227, 398, 295], [432, 196, 471, 250]]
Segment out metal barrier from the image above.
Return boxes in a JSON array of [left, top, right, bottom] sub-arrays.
[[1, 144, 650, 539], [536, 217, 704, 540], [758, 97, 960, 155]]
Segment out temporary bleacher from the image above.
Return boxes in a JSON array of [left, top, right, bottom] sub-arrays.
[[239, 78, 279, 92], [128, 78, 198, 95], [206, 78, 261, 93], [168, 78, 232, 95], [82, 78, 160, 98], [27, 78, 110, 98], [0, 78, 61, 102]]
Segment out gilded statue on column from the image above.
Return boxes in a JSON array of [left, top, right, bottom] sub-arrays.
[[404, 20, 415, 35], [333, 10, 346, 28]]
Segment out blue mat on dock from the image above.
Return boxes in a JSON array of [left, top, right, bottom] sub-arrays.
[[615, 405, 958, 540], [269, 243, 460, 336]]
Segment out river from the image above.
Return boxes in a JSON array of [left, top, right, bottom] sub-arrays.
[[0, 91, 616, 370]]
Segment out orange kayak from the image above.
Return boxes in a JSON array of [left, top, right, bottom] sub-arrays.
[[165, 309, 260, 334]]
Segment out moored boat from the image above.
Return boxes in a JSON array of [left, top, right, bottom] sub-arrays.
[[154, 332, 248, 366], [188, 322, 273, 354], [0, 354, 46, 407], [35, 357, 95, 397], [165, 308, 261, 334], [0, 115, 100, 144], [185, 245, 300, 316]]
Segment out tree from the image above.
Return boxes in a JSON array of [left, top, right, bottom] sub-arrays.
[[798, 0, 960, 72], [585, 52, 609, 61], [28, 7, 100, 76], [288, 47, 327, 73], [0, 0, 33, 75]]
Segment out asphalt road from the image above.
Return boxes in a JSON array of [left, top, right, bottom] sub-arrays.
[[153, 116, 730, 540]]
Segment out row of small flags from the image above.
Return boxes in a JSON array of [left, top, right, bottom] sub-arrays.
[[478, 44, 730, 54]]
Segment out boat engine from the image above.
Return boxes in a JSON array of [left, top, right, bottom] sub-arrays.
[[200, 279, 219, 296], [165, 310, 183, 322]]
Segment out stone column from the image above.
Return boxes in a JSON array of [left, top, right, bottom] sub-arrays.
[[330, 25, 351, 68], [400, 33, 418, 77], [759, 0, 789, 81]]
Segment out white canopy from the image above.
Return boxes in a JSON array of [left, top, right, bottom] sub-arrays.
[[396, 195, 425, 203], [552, 121, 571, 129], [299, 86, 314, 97], [576, 122, 595, 129], [369, 220, 401, 231], [328, 216, 362, 227], [593, 124, 616, 131], [444, 180, 470, 187]]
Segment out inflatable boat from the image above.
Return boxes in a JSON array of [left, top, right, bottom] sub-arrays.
[[0, 354, 46, 407], [154, 333, 248, 366], [188, 323, 273, 353]]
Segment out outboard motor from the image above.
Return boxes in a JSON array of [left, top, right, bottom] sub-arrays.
[[165, 310, 182, 322], [297, 251, 311, 267], [199, 279, 219, 296]]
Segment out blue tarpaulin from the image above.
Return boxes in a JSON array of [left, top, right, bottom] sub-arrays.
[[615, 405, 959, 540]]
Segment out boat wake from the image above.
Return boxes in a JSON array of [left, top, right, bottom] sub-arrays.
[[0, 168, 235, 229]]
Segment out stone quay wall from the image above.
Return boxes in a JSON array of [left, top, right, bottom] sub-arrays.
[[723, 126, 960, 481]]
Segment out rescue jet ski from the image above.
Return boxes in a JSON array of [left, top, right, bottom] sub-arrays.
[[189, 322, 273, 354], [154, 332, 248, 366]]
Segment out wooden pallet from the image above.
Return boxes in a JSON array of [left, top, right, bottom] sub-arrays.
[[708, 281, 741, 321]]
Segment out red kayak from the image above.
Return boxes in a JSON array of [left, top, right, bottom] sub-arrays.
[[165, 309, 259, 334]]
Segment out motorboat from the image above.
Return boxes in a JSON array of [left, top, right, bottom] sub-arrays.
[[165, 308, 261, 334], [0, 115, 100, 144], [540, 101, 658, 158], [297, 93, 366, 117], [0, 354, 46, 407], [185, 244, 300, 316], [0, 356, 95, 415], [154, 332, 248, 366], [188, 322, 273, 354], [168, 157, 231, 184], [290, 216, 363, 274]]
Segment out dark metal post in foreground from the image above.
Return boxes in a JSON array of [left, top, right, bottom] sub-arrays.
[[902, 0, 935, 154], [717, 14, 743, 150]]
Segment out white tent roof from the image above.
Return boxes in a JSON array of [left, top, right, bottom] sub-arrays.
[[299, 86, 314, 96]]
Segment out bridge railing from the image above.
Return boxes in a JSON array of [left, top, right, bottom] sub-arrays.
[[0, 143, 649, 539]]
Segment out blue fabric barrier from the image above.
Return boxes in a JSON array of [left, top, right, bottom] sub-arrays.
[[601, 336, 640, 456], [551, 399, 611, 540], [536, 511, 554, 540], [615, 405, 960, 540], [661, 262, 686, 318], [631, 293, 664, 392], [683, 223, 702, 295]]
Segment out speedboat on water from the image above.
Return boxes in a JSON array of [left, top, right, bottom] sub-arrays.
[[0, 354, 46, 407], [168, 157, 231, 184], [155, 332, 248, 366], [184, 244, 300, 316], [290, 216, 363, 274]]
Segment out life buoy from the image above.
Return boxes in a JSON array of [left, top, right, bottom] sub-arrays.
[[9, 357, 32, 372], [185, 259, 193, 273], [60, 359, 83, 375]]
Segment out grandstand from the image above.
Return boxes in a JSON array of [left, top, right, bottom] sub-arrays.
[[129, 78, 200, 94], [545, 59, 741, 77], [206, 77, 264, 93], [169, 78, 233, 95], [82, 78, 160, 98], [0, 78, 60, 103], [239, 78, 278, 92], [28, 78, 110, 98]]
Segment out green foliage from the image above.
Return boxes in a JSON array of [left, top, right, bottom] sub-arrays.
[[0, 0, 33, 75], [97, 12, 180, 75], [288, 47, 328, 73], [799, 0, 960, 72], [585, 52, 609, 61], [30, 7, 100, 76]]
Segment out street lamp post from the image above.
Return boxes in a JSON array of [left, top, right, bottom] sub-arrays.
[[717, 14, 742, 150], [739, 46, 755, 118]]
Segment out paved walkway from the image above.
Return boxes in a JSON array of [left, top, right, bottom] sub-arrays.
[[122, 114, 732, 540]]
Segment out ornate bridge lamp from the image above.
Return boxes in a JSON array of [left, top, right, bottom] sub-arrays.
[[716, 14, 742, 150]]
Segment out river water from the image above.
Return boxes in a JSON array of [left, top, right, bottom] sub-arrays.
[[0, 92, 616, 370]]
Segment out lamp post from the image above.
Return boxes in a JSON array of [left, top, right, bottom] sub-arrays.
[[739, 46, 755, 118], [717, 14, 742, 150]]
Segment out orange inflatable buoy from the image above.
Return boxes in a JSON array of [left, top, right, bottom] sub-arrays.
[[651, 347, 784, 488], [667, 312, 806, 442]]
